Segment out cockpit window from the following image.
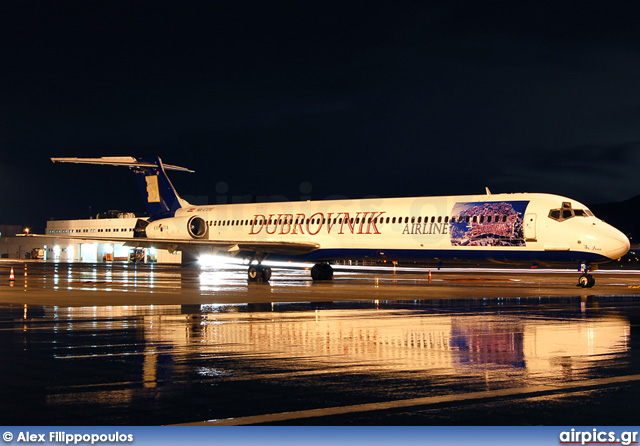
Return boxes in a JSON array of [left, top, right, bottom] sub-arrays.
[[548, 202, 592, 222]]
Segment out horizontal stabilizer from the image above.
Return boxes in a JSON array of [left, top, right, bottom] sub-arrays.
[[51, 156, 194, 172]]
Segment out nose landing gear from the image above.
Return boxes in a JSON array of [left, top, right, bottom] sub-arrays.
[[577, 273, 595, 288], [577, 263, 595, 288]]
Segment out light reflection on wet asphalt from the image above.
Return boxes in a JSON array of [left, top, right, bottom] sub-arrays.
[[0, 263, 640, 425]]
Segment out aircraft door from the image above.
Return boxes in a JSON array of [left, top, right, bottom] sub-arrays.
[[524, 214, 537, 241]]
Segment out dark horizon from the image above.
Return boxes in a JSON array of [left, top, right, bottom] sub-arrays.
[[3, 2, 640, 231]]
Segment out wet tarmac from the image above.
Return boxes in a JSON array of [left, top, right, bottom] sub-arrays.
[[2, 262, 640, 306], [1, 262, 640, 425]]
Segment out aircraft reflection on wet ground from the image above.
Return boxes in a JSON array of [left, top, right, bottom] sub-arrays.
[[1, 292, 639, 425]]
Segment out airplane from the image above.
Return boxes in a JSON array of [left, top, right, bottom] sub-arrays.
[[50, 156, 630, 288]]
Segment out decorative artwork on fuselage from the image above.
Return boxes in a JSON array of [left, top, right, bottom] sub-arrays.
[[449, 201, 529, 247]]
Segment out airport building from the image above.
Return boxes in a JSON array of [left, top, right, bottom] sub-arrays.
[[0, 213, 182, 264]]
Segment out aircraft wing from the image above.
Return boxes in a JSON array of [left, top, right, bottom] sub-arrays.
[[23, 234, 320, 256], [122, 238, 320, 255]]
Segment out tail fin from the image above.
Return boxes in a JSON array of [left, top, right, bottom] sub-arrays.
[[51, 156, 193, 221]]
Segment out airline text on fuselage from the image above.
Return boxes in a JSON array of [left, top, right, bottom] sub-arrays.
[[402, 222, 449, 235], [249, 212, 386, 236]]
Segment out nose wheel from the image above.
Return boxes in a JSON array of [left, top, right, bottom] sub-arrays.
[[577, 273, 595, 288]]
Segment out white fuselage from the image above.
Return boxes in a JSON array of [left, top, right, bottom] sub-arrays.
[[144, 192, 630, 266]]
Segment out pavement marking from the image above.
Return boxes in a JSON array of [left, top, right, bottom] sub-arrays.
[[174, 374, 640, 426]]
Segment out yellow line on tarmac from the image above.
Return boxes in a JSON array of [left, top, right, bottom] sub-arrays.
[[174, 374, 640, 426]]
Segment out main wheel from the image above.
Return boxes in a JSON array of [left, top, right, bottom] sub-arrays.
[[248, 266, 263, 282], [321, 264, 333, 281], [311, 263, 333, 281], [262, 267, 272, 281]]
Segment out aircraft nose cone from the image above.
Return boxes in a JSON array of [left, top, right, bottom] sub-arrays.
[[605, 232, 630, 260]]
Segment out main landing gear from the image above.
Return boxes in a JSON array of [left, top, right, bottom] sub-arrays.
[[311, 263, 334, 281], [247, 265, 272, 282], [246, 261, 334, 282]]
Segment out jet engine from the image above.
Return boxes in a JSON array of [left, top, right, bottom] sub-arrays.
[[187, 215, 208, 239]]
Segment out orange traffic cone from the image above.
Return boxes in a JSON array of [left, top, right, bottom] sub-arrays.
[[428, 269, 432, 283], [9, 267, 15, 281]]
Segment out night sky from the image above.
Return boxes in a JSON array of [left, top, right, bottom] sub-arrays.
[[3, 1, 640, 232]]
